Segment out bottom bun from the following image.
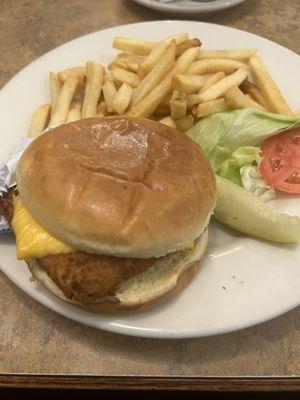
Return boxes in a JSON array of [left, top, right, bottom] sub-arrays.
[[26, 229, 208, 314]]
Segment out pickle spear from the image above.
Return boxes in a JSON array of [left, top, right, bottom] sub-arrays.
[[214, 175, 300, 243]]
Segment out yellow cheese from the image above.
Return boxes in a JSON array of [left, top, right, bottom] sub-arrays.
[[12, 195, 75, 259]]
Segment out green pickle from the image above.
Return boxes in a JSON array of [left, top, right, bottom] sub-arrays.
[[214, 176, 300, 243]]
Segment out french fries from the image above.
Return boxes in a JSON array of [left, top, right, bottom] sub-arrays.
[[97, 101, 107, 116], [249, 56, 293, 115], [58, 66, 86, 86], [170, 91, 187, 120], [113, 37, 157, 56], [197, 49, 257, 61], [50, 72, 62, 111], [159, 116, 176, 128], [199, 72, 225, 93], [50, 75, 78, 125], [110, 53, 145, 73], [128, 47, 198, 118], [172, 74, 210, 94], [196, 68, 249, 103], [138, 33, 188, 78], [175, 115, 194, 131], [188, 59, 248, 75], [224, 86, 267, 111], [28, 104, 51, 137], [240, 79, 270, 110], [102, 81, 117, 112], [187, 73, 226, 107], [66, 101, 82, 122], [113, 83, 133, 115], [197, 98, 229, 118], [176, 39, 201, 57], [111, 67, 140, 88], [132, 40, 177, 106], [160, 93, 172, 107], [30, 32, 294, 142], [82, 61, 104, 118]]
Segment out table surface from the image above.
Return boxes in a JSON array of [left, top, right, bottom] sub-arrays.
[[1, 0, 300, 390]]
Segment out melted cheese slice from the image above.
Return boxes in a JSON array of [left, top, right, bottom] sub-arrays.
[[12, 195, 75, 260], [11, 195, 194, 259]]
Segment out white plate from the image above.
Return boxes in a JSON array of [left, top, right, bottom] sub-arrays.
[[131, 0, 246, 15], [0, 21, 300, 339]]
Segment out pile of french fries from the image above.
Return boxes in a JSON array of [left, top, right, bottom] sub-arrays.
[[28, 33, 297, 138]]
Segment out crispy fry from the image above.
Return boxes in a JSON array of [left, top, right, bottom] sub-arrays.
[[109, 53, 145, 73], [28, 103, 51, 137], [138, 33, 188, 78], [159, 116, 177, 129], [172, 74, 210, 94], [197, 48, 257, 61], [112, 67, 140, 88], [82, 61, 105, 118], [191, 105, 198, 118], [97, 101, 107, 116], [187, 59, 248, 75], [196, 98, 229, 118], [240, 79, 270, 110], [176, 39, 201, 57], [113, 83, 133, 115], [200, 72, 225, 93], [160, 93, 172, 107], [249, 56, 293, 115], [50, 75, 78, 125], [102, 81, 117, 112], [58, 66, 86, 86], [175, 115, 194, 131], [50, 72, 62, 111], [104, 73, 114, 83], [187, 93, 202, 108], [125, 56, 144, 73], [187, 72, 226, 108], [196, 68, 249, 103], [225, 86, 267, 111], [66, 101, 82, 122], [170, 91, 187, 120], [131, 40, 177, 106], [128, 47, 198, 118], [113, 37, 157, 56]]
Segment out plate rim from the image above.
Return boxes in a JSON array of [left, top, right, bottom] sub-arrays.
[[131, 0, 246, 13]]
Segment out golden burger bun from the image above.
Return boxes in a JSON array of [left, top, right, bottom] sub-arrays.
[[17, 116, 216, 258]]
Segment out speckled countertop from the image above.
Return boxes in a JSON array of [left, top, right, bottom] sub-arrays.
[[0, 0, 300, 388]]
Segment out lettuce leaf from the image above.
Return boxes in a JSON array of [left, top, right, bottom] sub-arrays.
[[232, 146, 261, 167], [187, 108, 300, 171], [219, 158, 242, 186]]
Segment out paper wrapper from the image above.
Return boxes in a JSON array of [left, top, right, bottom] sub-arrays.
[[0, 137, 33, 232]]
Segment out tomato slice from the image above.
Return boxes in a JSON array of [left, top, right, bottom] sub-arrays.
[[259, 128, 300, 194]]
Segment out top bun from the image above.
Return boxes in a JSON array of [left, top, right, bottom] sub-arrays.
[[17, 117, 216, 258]]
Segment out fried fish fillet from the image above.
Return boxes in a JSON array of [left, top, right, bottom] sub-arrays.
[[0, 189, 154, 304]]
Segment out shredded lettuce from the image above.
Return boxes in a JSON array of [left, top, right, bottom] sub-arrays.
[[240, 165, 275, 202], [218, 146, 274, 200]]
